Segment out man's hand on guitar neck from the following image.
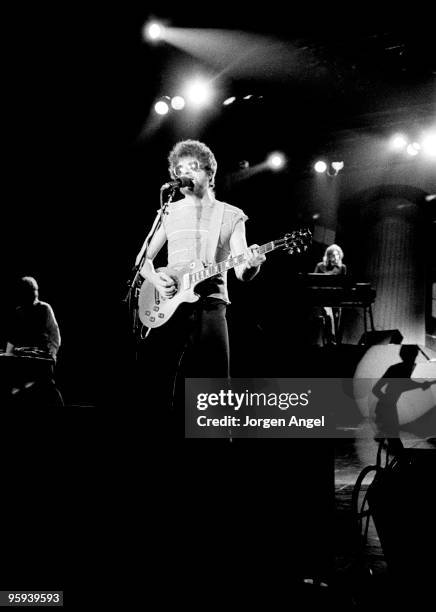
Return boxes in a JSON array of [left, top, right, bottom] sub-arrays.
[[245, 244, 266, 268], [240, 244, 266, 281]]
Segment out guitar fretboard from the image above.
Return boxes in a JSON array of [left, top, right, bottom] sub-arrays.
[[189, 241, 279, 284]]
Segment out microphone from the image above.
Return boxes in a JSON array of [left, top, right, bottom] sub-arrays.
[[161, 176, 194, 190]]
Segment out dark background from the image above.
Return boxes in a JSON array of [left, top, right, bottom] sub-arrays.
[[1, 5, 435, 606], [2, 7, 435, 401]]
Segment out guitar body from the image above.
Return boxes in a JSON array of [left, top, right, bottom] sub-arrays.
[[137, 229, 311, 329], [138, 262, 203, 328]]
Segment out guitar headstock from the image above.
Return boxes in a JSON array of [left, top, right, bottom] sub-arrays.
[[274, 228, 312, 254]]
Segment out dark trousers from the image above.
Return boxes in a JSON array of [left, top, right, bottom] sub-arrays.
[[137, 297, 229, 414]]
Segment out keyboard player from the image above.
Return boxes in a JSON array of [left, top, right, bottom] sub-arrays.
[[313, 244, 347, 345], [0, 276, 63, 406]]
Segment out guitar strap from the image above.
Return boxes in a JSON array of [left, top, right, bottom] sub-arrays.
[[205, 199, 225, 265]]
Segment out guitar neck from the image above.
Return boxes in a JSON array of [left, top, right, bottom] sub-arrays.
[[189, 241, 279, 285]]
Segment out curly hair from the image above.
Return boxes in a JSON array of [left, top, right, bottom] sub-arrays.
[[168, 140, 217, 188]]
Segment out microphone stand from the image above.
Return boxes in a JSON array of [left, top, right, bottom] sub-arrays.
[[417, 345, 436, 361], [123, 184, 177, 338]]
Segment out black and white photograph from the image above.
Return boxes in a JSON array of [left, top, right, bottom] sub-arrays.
[[1, 6, 435, 609]]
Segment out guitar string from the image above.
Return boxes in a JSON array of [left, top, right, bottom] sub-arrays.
[[190, 231, 311, 283]]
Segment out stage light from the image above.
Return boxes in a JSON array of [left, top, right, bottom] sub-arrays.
[[223, 96, 236, 106], [390, 133, 408, 151], [243, 94, 253, 100], [421, 132, 436, 158], [267, 152, 286, 170], [184, 78, 214, 108], [154, 100, 169, 115], [406, 142, 419, 156], [144, 22, 164, 42], [171, 96, 185, 110], [331, 161, 344, 172], [314, 160, 327, 173]]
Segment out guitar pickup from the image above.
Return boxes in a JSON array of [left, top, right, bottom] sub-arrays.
[[182, 274, 190, 290]]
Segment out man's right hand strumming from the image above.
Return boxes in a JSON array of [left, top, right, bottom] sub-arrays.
[[151, 271, 178, 299]]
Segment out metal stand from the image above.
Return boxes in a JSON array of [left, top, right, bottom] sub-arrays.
[[123, 184, 176, 341], [362, 304, 375, 335]]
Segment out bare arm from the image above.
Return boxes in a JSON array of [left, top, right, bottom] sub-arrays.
[[139, 223, 177, 298], [230, 220, 266, 281]]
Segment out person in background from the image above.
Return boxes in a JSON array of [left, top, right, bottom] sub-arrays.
[[314, 244, 347, 345], [1, 276, 63, 405], [314, 244, 346, 276]]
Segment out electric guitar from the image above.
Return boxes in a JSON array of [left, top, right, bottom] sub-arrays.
[[137, 229, 312, 329]]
